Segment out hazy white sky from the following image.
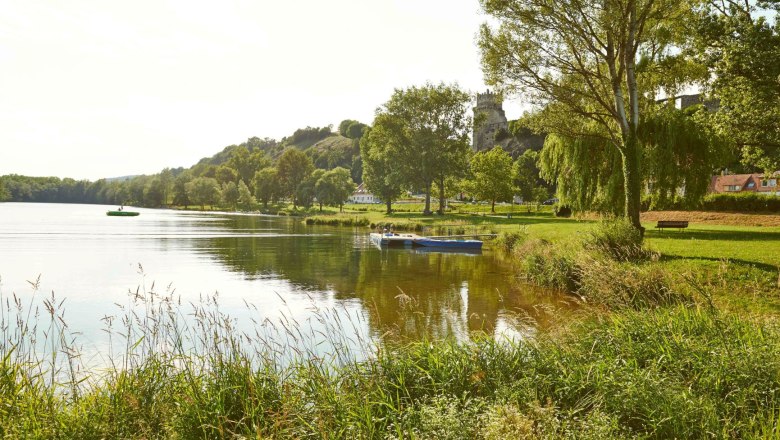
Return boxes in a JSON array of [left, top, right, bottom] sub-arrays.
[[0, 0, 512, 181]]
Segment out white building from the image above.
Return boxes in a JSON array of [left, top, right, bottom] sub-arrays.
[[349, 183, 380, 204]]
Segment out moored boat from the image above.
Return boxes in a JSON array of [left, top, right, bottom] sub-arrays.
[[106, 210, 140, 216], [369, 232, 483, 250], [413, 237, 483, 250]]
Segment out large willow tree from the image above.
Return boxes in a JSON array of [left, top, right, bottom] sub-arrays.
[[540, 105, 725, 213], [479, 0, 704, 232]]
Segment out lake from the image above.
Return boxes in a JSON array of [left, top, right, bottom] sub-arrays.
[[0, 202, 570, 364]]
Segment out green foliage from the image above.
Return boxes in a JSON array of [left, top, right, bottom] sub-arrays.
[[276, 148, 315, 206], [372, 82, 472, 214], [512, 149, 550, 203], [583, 219, 656, 263], [215, 165, 238, 185], [236, 180, 255, 211], [143, 177, 166, 207], [185, 177, 220, 210], [479, 0, 702, 228], [465, 146, 515, 212], [284, 125, 333, 149], [338, 119, 368, 139], [540, 106, 726, 213], [315, 167, 356, 212], [172, 172, 192, 208], [672, 191, 780, 212], [540, 131, 625, 215], [253, 167, 280, 207], [220, 181, 239, 210], [228, 147, 271, 191], [641, 105, 729, 209], [295, 169, 325, 209], [360, 125, 405, 213], [692, 3, 780, 172]]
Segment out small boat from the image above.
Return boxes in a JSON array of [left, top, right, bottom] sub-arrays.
[[414, 237, 483, 250], [106, 210, 140, 216], [369, 232, 483, 250]]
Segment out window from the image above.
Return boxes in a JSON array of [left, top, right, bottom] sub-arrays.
[[762, 179, 777, 187], [747, 182, 755, 188], [725, 185, 741, 191]]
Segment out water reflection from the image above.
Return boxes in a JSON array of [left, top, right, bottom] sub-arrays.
[[201, 215, 572, 343], [0, 203, 575, 359]]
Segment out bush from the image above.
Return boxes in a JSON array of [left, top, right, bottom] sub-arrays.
[[700, 192, 780, 212], [643, 192, 780, 212], [583, 219, 656, 263], [494, 231, 527, 253], [553, 204, 572, 217]]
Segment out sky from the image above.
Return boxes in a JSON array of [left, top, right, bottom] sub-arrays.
[[0, 0, 514, 181]]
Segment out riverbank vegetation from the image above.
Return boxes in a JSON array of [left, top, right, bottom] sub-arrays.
[[2, 214, 779, 437]]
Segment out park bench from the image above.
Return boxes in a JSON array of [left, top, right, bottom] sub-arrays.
[[655, 220, 689, 231]]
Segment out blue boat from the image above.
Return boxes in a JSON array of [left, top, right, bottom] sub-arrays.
[[414, 237, 483, 250]]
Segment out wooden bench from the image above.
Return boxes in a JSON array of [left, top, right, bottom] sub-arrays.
[[656, 220, 689, 230]]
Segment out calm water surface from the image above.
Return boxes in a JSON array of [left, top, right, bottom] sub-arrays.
[[0, 203, 569, 362]]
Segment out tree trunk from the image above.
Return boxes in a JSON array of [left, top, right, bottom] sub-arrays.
[[386, 199, 392, 214], [423, 182, 432, 215], [621, 134, 644, 237], [437, 177, 446, 215], [491, 200, 495, 213], [319, 201, 323, 212]]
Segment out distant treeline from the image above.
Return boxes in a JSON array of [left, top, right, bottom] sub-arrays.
[[0, 120, 369, 210]]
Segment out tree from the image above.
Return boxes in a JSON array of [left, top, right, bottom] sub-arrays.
[[316, 167, 356, 212], [466, 146, 515, 212], [276, 148, 315, 207], [215, 165, 239, 185], [228, 147, 271, 190], [296, 169, 325, 209], [237, 180, 256, 211], [172, 172, 193, 208], [144, 177, 166, 207], [0, 179, 8, 201], [221, 181, 239, 211], [373, 83, 472, 215], [692, 1, 780, 172], [360, 125, 404, 214], [254, 167, 280, 208], [513, 149, 547, 203], [159, 168, 173, 206], [185, 177, 220, 210], [479, 0, 701, 232]]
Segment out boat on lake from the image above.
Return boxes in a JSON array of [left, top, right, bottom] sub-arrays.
[[369, 232, 483, 250], [106, 210, 139, 216]]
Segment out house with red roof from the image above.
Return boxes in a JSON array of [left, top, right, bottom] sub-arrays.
[[709, 173, 780, 195]]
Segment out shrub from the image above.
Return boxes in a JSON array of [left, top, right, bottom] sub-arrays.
[[494, 231, 527, 253], [583, 219, 656, 262], [553, 204, 572, 217]]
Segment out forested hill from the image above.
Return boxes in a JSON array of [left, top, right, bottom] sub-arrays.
[[0, 120, 368, 207]]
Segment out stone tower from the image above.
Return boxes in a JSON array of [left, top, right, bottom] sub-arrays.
[[472, 90, 509, 152]]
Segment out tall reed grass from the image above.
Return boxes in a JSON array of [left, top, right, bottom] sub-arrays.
[[2, 272, 779, 438]]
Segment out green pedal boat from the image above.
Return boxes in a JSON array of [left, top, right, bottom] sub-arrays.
[[106, 210, 139, 216]]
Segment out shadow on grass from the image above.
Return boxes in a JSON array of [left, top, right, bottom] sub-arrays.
[[657, 254, 779, 273], [646, 228, 780, 243], [384, 212, 584, 226]]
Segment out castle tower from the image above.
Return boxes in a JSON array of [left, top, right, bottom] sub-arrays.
[[472, 90, 508, 152]]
